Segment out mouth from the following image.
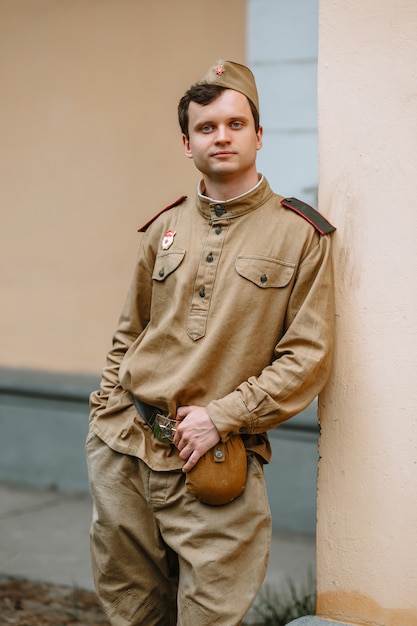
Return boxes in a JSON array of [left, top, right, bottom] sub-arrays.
[[211, 151, 235, 158]]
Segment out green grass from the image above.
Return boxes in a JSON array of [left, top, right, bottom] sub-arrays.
[[247, 572, 316, 626]]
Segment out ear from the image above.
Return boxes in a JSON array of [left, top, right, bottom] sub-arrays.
[[256, 125, 263, 151], [182, 134, 193, 159]]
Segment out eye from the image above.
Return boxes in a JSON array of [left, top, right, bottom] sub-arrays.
[[200, 124, 214, 133], [231, 120, 243, 129]]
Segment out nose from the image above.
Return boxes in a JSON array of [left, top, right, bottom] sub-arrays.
[[214, 125, 231, 144]]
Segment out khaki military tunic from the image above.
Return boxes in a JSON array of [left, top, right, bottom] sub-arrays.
[[89, 176, 335, 471]]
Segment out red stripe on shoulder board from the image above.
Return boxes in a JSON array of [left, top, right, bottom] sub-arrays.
[[281, 197, 335, 235], [138, 196, 188, 232]]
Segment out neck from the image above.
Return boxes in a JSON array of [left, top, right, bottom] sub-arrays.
[[201, 171, 260, 201]]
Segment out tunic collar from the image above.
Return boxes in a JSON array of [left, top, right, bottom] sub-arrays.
[[196, 176, 274, 221]]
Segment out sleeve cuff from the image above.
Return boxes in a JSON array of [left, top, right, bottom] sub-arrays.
[[206, 391, 253, 442]]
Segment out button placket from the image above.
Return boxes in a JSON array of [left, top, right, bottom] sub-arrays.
[[187, 215, 227, 341]]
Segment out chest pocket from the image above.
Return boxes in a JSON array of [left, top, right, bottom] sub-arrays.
[[152, 250, 186, 281], [235, 255, 295, 288]]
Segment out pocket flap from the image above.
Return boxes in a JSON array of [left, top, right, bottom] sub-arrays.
[[235, 255, 295, 288], [152, 250, 186, 281]]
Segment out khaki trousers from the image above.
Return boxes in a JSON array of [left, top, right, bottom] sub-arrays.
[[86, 433, 271, 626]]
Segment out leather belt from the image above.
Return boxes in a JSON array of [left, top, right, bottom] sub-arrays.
[[132, 396, 176, 443], [132, 396, 159, 427]]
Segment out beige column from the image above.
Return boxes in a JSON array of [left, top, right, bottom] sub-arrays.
[[293, 1, 417, 625]]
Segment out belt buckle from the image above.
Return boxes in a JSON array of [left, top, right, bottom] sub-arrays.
[[153, 413, 177, 443]]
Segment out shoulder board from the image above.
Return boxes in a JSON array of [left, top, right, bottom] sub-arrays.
[[281, 197, 335, 235], [138, 196, 188, 232]]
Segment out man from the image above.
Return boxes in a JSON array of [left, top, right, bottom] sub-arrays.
[[86, 59, 335, 625]]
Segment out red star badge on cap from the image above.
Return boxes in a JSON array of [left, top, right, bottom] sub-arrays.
[[215, 65, 225, 75]]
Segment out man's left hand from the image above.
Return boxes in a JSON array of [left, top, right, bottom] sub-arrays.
[[173, 405, 221, 472]]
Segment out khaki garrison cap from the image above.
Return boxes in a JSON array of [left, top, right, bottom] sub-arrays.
[[199, 59, 259, 115]]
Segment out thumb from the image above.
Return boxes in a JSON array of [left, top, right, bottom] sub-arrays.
[[176, 405, 193, 421]]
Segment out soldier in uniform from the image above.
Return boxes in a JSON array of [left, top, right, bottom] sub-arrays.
[[86, 59, 335, 625]]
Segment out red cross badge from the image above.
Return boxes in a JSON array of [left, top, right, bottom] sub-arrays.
[[162, 229, 176, 250]]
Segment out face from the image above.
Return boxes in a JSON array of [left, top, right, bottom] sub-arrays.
[[182, 89, 263, 188]]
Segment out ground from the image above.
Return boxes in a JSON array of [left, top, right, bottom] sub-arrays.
[[0, 577, 110, 625], [0, 577, 262, 625]]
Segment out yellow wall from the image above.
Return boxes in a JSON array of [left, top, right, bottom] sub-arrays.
[[317, 0, 417, 622], [0, 0, 246, 374]]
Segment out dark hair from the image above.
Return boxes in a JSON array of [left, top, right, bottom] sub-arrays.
[[178, 83, 260, 140]]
